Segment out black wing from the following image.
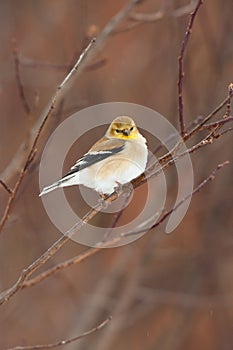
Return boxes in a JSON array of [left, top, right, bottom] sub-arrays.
[[64, 145, 124, 178]]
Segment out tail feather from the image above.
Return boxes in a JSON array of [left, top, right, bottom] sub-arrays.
[[39, 173, 79, 196], [39, 181, 60, 196]]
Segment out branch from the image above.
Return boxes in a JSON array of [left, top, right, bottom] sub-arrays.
[[18, 159, 231, 291], [0, 200, 105, 305], [17, 55, 107, 72], [23, 195, 131, 289], [0, 180, 13, 195], [22, 246, 100, 289], [151, 114, 205, 156], [201, 116, 233, 130], [115, 0, 198, 34], [183, 91, 233, 141], [136, 127, 218, 189], [136, 95, 233, 190], [1, 0, 143, 182], [226, 83, 233, 117], [124, 161, 230, 237], [178, 0, 203, 137], [130, 0, 198, 22], [5, 317, 111, 350], [13, 43, 31, 115], [214, 127, 233, 138], [209, 85, 233, 137], [0, 38, 95, 234], [0, 90, 231, 305], [0, 0, 144, 234]]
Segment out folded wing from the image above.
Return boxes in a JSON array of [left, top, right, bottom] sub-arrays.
[[64, 137, 125, 177]]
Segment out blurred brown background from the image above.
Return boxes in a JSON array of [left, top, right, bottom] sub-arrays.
[[0, 0, 233, 349]]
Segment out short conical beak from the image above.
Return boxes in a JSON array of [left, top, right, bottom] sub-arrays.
[[123, 129, 130, 136]]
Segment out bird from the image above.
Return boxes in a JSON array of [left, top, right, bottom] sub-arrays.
[[39, 116, 148, 197]]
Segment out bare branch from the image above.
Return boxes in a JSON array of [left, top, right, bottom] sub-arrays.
[[0, 4, 231, 348], [136, 128, 217, 189], [151, 114, 205, 156], [0, 88, 231, 305], [0, 180, 13, 195], [226, 83, 233, 117], [22, 246, 100, 289], [0, 200, 104, 305], [130, 0, 198, 22], [214, 127, 233, 138], [0, 0, 142, 189], [115, 0, 198, 34], [5, 317, 111, 350], [17, 158, 230, 292], [0, 0, 144, 235], [208, 84, 233, 140], [13, 43, 31, 115], [23, 196, 130, 290], [183, 92, 233, 141], [178, 0, 203, 137], [124, 161, 230, 237], [0, 38, 95, 234], [136, 95, 233, 190], [18, 53, 107, 72], [201, 116, 233, 130]]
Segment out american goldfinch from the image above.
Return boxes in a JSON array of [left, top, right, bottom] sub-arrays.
[[39, 116, 148, 196]]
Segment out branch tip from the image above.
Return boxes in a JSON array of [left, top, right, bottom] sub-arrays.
[[178, 0, 203, 137], [0, 180, 13, 195]]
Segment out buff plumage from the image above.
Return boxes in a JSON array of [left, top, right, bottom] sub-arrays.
[[39, 116, 148, 196]]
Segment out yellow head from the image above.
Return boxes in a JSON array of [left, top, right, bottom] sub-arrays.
[[107, 116, 140, 140]]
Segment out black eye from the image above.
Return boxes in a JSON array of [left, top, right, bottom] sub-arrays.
[[115, 129, 120, 133], [130, 126, 134, 131]]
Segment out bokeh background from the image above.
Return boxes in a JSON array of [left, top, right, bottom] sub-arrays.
[[0, 0, 233, 349]]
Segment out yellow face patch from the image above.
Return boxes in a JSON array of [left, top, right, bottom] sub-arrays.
[[109, 126, 139, 140]]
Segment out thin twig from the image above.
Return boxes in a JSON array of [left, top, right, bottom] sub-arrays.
[[201, 116, 233, 130], [124, 161, 229, 237], [183, 92, 233, 141], [0, 38, 96, 234], [138, 128, 215, 189], [214, 127, 233, 138], [151, 114, 205, 156], [115, 0, 197, 34], [5, 317, 111, 350], [24, 196, 131, 290], [178, 0, 203, 137], [13, 43, 31, 115], [130, 0, 197, 21], [226, 83, 233, 117], [22, 246, 100, 289], [210, 84, 233, 138], [0, 200, 105, 305], [133, 117, 228, 195], [18, 55, 107, 72], [0, 180, 13, 195]]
